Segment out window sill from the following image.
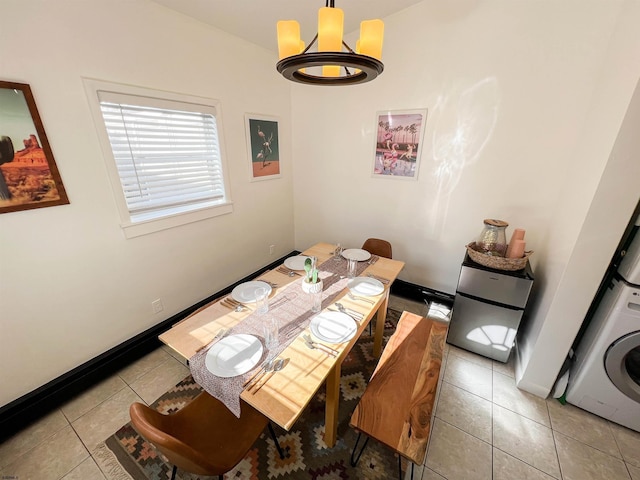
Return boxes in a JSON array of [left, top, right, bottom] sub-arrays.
[[121, 201, 234, 239]]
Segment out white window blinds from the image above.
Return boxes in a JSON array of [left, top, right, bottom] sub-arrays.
[[98, 91, 226, 216]]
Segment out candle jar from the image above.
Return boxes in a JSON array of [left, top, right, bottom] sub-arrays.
[[476, 219, 508, 256]]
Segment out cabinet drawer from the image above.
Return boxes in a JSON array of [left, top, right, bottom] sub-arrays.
[[457, 265, 532, 307]]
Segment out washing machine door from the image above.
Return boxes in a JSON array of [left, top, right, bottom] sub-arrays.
[[604, 331, 640, 403]]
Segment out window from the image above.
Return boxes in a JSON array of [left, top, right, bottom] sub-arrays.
[[85, 80, 232, 238]]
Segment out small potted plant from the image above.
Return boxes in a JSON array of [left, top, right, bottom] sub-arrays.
[[301, 257, 323, 294]]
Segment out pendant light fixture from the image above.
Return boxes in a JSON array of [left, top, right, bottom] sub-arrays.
[[276, 1, 384, 86]]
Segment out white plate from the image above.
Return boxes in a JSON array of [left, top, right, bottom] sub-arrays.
[[348, 277, 385, 296], [310, 311, 357, 344], [205, 334, 263, 377], [341, 248, 371, 261], [231, 281, 272, 303], [284, 255, 311, 271]]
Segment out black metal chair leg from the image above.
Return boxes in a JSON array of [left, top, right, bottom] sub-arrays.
[[350, 432, 370, 467], [169, 465, 177, 480], [398, 455, 402, 480], [268, 422, 285, 460]]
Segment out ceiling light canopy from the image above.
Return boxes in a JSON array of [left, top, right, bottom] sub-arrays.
[[276, 1, 384, 86]]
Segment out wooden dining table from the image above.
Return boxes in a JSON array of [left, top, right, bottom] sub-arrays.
[[159, 242, 405, 447]]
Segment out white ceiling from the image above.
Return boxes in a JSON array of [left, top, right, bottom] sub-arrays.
[[148, 0, 423, 52]]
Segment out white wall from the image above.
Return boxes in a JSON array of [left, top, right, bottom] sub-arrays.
[[517, 0, 640, 392], [0, 0, 293, 407], [2, 0, 639, 410], [290, 1, 640, 394]]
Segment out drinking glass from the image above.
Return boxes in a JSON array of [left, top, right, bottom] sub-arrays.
[[255, 286, 269, 314], [347, 258, 357, 279], [308, 280, 323, 313], [263, 315, 279, 355]]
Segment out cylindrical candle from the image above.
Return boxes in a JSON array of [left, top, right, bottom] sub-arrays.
[[507, 239, 526, 258], [506, 229, 526, 257]]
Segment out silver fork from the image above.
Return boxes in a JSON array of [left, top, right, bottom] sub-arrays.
[[367, 255, 379, 265], [366, 273, 389, 284], [302, 334, 338, 356], [348, 293, 375, 304], [335, 302, 364, 321], [225, 297, 252, 310]]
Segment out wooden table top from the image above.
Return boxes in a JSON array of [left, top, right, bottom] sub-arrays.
[[159, 242, 405, 431]]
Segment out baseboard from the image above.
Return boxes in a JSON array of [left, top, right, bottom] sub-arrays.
[[391, 279, 454, 307], [0, 256, 451, 441]]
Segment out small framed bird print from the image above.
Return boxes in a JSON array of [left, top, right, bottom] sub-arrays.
[[245, 114, 281, 181]]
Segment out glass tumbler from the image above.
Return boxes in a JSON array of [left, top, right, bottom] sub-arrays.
[[254, 286, 269, 314], [347, 258, 358, 279]]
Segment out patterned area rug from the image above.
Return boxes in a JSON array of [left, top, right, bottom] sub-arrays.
[[94, 309, 404, 480]]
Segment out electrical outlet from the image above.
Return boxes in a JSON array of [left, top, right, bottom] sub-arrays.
[[152, 298, 164, 314], [269, 244, 275, 255]]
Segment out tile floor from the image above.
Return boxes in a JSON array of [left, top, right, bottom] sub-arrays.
[[1, 295, 639, 479]]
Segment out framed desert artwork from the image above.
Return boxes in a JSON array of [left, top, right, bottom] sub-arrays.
[[245, 114, 281, 181], [373, 109, 427, 180], [0, 81, 69, 213]]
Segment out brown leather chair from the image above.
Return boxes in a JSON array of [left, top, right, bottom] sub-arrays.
[[362, 238, 392, 259], [130, 392, 283, 480]]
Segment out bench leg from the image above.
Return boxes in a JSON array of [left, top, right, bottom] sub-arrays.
[[350, 432, 370, 467], [397, 456, 415, 480]]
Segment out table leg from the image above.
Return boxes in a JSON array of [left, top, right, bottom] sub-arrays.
[[373, 290, 390, 358], [324, 362, 341, 448]]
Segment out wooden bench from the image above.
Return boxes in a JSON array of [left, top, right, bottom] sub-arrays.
[[349, 309, 449, 478]]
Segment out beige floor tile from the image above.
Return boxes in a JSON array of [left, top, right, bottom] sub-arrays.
[[0, 408, 69, 469], [61, 375, 128, 423], [389, 296, 428, 316], [72, 387, 143, 451], [493, 404, 560, 478], [609, 422, 640, 468], [436, 381, 492, 442], [554, 431, 631, 480], [420, 466, 446, 480], [547, 400, 621, 458], [62, 456, 106, 479], [0, 425, 88, 480], [493, 354, 515, 378], [628, 462, 640, 480], [493, 448, 558, 480], [128, 357, 190, 405], [118, 347, 174, 384], [443, 353, 492, 401], [161, 344, 188, 365], [447, 344, 494, 369], [425, 418, 492, 480], [493, 372, 550, 427]]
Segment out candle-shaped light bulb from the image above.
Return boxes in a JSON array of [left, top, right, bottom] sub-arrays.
[[277, 20, 301, 60], [359, 19, 384, 60], [318, 6, 344, 77]]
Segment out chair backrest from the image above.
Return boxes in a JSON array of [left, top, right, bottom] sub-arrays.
[[130, 398, 218, 476], [362, 238, 392, 259], [130, 391, 269, 477]]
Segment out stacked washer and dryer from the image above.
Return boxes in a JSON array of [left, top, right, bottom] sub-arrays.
[[566, 227, 640, 433]]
